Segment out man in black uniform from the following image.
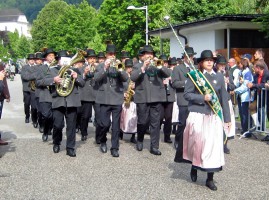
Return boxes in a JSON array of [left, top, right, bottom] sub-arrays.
[[131, 45, 171, 155], [172, 46, 196, 150], [94, 44, 128, 157], [36, 48, 57, 141], [21, 54, 37, 124], [44, 50, 85, 157], [79, 48, 98, 141]]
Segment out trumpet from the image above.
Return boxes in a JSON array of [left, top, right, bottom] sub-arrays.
[[108, 57, 124, 71]]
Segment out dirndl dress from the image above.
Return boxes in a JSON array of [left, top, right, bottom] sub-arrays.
[[120, 102, 137, 134], [175, 112, 225, 172]]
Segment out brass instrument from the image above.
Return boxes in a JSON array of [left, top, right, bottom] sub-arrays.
[[124, 80, 135, 107], [56, 49, 86, 97], [109, 57, 124, 71], [30, 80, 36, 91]]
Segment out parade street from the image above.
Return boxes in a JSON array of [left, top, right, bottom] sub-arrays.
[[0, 75, 269, 200]]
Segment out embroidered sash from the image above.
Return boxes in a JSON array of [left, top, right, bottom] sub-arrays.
[[187, 70, 223, 121]]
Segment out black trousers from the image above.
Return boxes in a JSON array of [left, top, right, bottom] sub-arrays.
[[99, 104, 122, 150], [39, 102, 53, 135], [30, 92, 37, 123], [94, 103, 102, 143], [175, 106, 189, 141], [23, 91, 31, 119], [137, 103, 162, 149], [80, 101, 94, 136], [35, 97, 44, 128], [160, 102, 174, 137], [53, 106, 77, 149]]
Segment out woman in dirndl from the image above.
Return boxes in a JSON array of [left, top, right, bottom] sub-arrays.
[[215, 55, 236, 154], [174, 50, 231, 191], [120, 58, 137, 143]]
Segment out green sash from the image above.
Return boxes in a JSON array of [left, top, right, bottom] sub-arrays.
[[187, 70, 223, 121]]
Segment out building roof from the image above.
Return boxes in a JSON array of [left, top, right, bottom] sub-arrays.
[[0, 8, 24, 22], [149, 14, 264, 35]]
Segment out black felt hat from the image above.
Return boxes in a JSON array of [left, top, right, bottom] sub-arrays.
[[183, 47, 197, 56], [216, 55, 227, 65], [125, 58, 133, 67], [106, 44, 116, 53], [97, 51, 106, 58], [27, 54, 35, 60], [85, 49, 96, 57], [197, 50, 216, 63], [141, 45, 154, 54], [159, 54, 168, 62], [56, 50, 71, 59], [169, 57, 177, 65], [34, 52, 43, 59], [43, 48, 57, 58], [121, 50, 130, 58], [138, 47, 144, 56]]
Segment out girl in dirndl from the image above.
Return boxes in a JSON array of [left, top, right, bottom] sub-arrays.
[[120, 59, 137, 143], [174, 50, 231, 191]]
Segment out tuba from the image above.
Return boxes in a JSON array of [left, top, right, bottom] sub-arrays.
[[56, 49, 86, 97]]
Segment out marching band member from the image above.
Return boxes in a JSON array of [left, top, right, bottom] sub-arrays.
[[34, 52, 45, 133], [21, 54, 38, 125], [215, 55, 236, 154], [172, 47, 196, 150], [36, 48, 57, 141], [94, 44, 128, 157], [131, 45, 171, 155], [175, 50, 231, 191], [120, 58, 137, 144], [79, 49, 98, 141], [159, 54, 176, 144], [44, 50, 85, 157], [120, 50, 130, 64], [97, 52, 106, 63]]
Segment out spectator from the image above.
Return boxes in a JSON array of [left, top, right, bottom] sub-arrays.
[[0, 68, 10, 145], [234, 59, 253, 137], [254, 49, 268, 70], [247, 61, 269, 140]]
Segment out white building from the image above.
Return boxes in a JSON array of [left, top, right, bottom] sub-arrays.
[[0, 8, 31, 38], [149, 14, 269, 61]]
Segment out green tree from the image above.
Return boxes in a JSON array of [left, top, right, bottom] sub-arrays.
[[0, 44, 9, 62], [31, 0, 69, 51], [17, 36, 32, 58], [46, 0, 99, 52], [98, 0, 167, 57]]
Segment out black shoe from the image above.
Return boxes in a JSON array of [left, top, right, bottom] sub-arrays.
[[130, 135, 137, 144], [190, 169, 197, 182], [111, 149, 119, 157], [25, 118, 29, 123], [42, 134, 48, 142], [81, 135, 87, 141], [119, 131, 123, 140], [66, 148, 76, 157], [100, 143, 107, 153], [33, 122, 38, 128], [164, 137, 172, 143], [244, 133, 252, 138], [136, 142, 143, 151], [53, 144, 60, 153], [206, 180, 217, 191], [261, 135, 269, 141], [224, 146, 230, 154], [39, 126, 44, 133], [150, 147, 162, 155]]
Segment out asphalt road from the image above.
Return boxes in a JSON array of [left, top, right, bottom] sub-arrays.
[[0, 75, 269, 200]]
